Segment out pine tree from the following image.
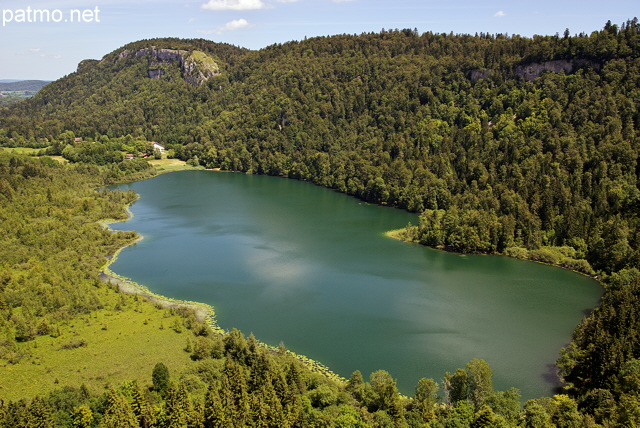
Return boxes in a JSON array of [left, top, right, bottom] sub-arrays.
[[163, 383, 195, 428], [204, 385, 227, 428], [99, 388, 138, 428], [286, 362, 306, 397], [3, 399, 30, 428], [130, 381, 155, 428], [346, 370, 364, 402], [221, 358, 250, 426], [152, 362, 170, 397], [71, 404, 94, 428], [414, 377, 438, 423], [26, 396, 53, 428]]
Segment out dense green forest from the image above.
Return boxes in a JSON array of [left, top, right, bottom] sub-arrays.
[[1, 18, 640, 426]]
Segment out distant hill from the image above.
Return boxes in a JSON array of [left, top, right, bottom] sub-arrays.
[[0, 80, 52, 105], [0, 80, 51, 92]]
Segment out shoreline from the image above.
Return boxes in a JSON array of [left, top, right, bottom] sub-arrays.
[[384, 228, 600, 281], [98, 191, 222, 332], [97, 176, 344, 383]]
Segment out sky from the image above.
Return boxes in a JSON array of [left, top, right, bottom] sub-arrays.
[[0, 0, 637, 81]]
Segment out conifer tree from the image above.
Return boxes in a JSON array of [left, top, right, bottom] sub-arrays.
[[204, 385, 226, 428], [130, 381, 155, 428], [71, 404, 94, 428], [414, 377, 438, 423], [163, 383, 194, 428], [152, 362, 170, 397], [26, 396, 53, 428], [221, 358, 250, 426], [100, 389, 137, 428]]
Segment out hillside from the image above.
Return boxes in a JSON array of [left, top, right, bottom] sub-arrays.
[[0, 80, 50, 92], [0, 80, 51, 106], [0, 20, 639, 425]]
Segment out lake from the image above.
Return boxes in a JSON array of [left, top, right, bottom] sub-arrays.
[[108, 170, 601, 399]]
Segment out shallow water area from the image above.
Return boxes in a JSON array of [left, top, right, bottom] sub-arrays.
[[108, 170, 601, 399]]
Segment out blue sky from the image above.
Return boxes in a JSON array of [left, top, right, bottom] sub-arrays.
[[0, 0, 637, 80]]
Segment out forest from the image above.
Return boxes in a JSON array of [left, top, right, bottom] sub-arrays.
[[0, 18, 639, 426]]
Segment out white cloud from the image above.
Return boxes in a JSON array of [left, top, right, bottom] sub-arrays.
[[494, 10, 506, 18], [221, 18, 252, 31], [198, 18, 253, 34], [201, 0, 268, 10]]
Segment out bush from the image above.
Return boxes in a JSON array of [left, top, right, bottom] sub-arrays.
[[528, 248, 562, 265], [191, 336, 213, 361], [504, 247, 529, 259], [551, 246, 577, 259], [560, 258, 595, 276], [59, 339, 88, 350], [308, 384, 338, 409]]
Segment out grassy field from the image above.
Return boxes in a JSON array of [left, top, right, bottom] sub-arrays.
[[0, 284, 199, 401], [148, 158, 203, 173], [47, 155, 69, 163], [0, 148, 199, 169], [0, 152, 209, 402], [1, 147, 42, 155], [0, 147, 68, 163]]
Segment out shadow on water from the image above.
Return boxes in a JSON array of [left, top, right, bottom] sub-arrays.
[[542, 363, 565, 396]]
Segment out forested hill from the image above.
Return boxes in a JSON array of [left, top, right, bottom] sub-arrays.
[[0, 80, 50, 92], [1, 19, 640, 419], [3, 22, 640, 265]]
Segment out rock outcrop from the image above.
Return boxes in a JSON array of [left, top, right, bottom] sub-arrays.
[[469, 59, 601, 82], [468, 69, 492, 81], [116, 47, 220, 86], [514, 59, 600, 81]]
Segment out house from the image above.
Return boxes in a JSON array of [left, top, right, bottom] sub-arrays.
[[151, 142, 165, 153]]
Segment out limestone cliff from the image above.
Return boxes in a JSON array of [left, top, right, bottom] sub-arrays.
[[116, 47, 220, 86], [514, 59, 600, 81], [469, 59, 601, 82]]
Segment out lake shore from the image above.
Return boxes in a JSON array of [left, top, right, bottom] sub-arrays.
[[385, 227, 599, 280], [97, 175, 344, 383], [97, 170, 602, 398], [98, 190, 222, 331]]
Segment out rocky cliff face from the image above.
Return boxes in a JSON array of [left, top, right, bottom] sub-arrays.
[[514, 59, 600, 81], [469, 59, 600, 82], [116, 47, 220, 86]]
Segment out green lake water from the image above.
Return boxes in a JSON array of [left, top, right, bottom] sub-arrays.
[[108, 170, 601, 399]]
